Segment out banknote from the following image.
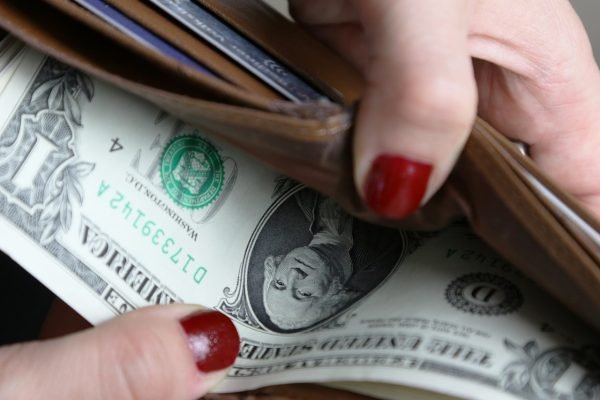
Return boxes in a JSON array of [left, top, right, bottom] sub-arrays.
[[0, 37, 597, 400]]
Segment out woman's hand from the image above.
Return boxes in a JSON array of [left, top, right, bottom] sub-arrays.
[[0, 305, 239, 400], [290, 0, 600, 220]]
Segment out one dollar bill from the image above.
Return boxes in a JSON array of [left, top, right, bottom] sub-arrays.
[[0, 38, 597, 400]]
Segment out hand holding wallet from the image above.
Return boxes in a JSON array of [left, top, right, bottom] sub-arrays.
[[0, 0, 597, 331]]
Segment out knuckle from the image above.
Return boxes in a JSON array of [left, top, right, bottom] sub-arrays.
[[397, 74, 477, 133]]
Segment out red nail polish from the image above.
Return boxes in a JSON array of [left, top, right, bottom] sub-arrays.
[[364, 155, 432, 219], [180, 310, 240, 373]]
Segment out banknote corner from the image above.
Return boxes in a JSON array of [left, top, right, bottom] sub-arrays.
[[159, 133, 225, 209]]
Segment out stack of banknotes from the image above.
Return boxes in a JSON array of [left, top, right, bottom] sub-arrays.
[[0, 30, 598, 400]]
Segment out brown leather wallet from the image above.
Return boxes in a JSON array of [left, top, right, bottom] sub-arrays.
[[0, 0, 598, 397]]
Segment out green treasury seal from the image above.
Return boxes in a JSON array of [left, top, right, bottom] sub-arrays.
[[160, 135, 224, 209]]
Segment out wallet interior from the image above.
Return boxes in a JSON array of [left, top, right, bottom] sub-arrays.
[[43, 0, 364, 110]]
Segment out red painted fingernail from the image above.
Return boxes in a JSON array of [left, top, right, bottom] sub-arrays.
[[180, 310, 240, 373], [364, 155, 432, 219]]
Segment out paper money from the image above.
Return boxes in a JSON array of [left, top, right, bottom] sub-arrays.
[[0, 38, 597, 400]]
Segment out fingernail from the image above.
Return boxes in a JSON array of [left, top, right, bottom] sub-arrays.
[[180, 310, 240, 373], [364, 155, 432, 219]]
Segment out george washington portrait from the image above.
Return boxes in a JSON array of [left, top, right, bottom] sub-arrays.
[[244, 187, 407, 333]]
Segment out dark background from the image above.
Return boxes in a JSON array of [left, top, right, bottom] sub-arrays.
[[0, 251, 53, 344]]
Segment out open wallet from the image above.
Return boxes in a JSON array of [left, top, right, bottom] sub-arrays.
[[0, 0, 599, 399]]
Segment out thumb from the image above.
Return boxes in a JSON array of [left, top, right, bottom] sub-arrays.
[[353, 0, 477, 219], [0, 305, 239, 400]]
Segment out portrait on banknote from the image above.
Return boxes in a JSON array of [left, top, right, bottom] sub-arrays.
[[220, 184, 409, 334]]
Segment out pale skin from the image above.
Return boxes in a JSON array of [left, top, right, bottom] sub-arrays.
[[1, 2, 599, 399], [290, 0, 600, 220], [0, 304, 229, 400]]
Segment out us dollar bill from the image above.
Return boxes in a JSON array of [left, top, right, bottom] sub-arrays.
[[0, 38, 597, 400]]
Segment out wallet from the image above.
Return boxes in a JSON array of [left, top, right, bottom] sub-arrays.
[[0, 0, 598, 398]]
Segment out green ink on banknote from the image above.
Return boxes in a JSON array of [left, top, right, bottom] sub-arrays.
[[160, 135, 224, 209], [96, 180, 208, 285]]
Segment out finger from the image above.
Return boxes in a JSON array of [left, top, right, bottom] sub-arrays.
[[469, 0, 600, 220], [354, 0, 477, 219], [0, 305, 240, 400], [289, 0, 357, 26]]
